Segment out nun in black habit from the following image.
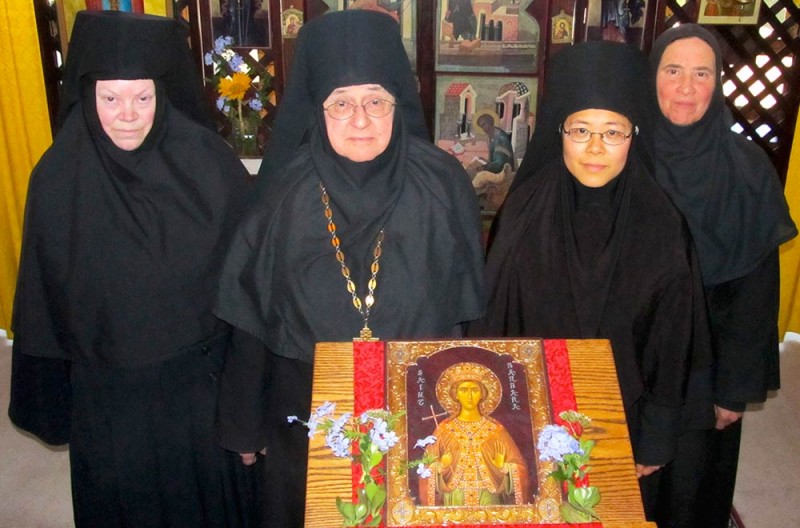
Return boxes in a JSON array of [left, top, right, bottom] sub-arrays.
[[651, 25, 796, 528], [469, 41, 714, 524], [214, 9, 485, 527], [9, 11, 255, 528]]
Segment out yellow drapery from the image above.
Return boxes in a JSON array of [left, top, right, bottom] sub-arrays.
[[779, 115, 800, 338], [0, 0, 53, 332]]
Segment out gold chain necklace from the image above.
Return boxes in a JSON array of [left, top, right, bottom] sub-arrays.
[[320, 183, 384, 341]]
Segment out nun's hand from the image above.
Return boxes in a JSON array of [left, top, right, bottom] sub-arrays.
[[714, 405, 744, 430], [240, 447, 267, 465], [635, 464, 662, 478]]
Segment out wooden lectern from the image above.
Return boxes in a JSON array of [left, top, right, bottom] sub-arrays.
[[305, 339, 656, 528]]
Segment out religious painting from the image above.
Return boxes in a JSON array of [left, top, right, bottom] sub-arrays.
[[57, 1, 171, 56], [585, 0, 647, 45], [436, 0, 540, 73], [281, 5, 303, 37], [384, 340, 563, 525], [551, 10, 573, 44], [321, 0, 417, 69], [208, 0, 272, 48], [697, 0, 763, 24], [434, 75, 537, 212]]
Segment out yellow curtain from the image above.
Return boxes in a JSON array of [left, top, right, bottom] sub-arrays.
[[0, 0, 53, 332], [779, 115, 800, 338]]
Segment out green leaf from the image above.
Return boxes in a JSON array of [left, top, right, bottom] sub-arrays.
[[369, 450, 384, 469], [560, 503, 595, 523], [370, 487, 386, 513], [336, 498, 357, 524], [364, 481, 379, 501], [354, 502, 368, 521], [363, 515, 382, 527]]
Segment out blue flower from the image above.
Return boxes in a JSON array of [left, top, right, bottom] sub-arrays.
[[316, 401, 336, 418], [414, 435, 437, 449], [248, 99, 263, 111], [213, 35, 233, 54], [287, 415, 299, 424], [326, 429, 351, 458], [229, 54, 245, 73], [537, 424, 583, 462], [306, 402, 337, 439], [204, 52, 213, 66], [324, 413, 352, 458], [216, 97, 226, 111]]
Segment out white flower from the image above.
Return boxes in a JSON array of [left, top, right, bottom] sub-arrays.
[[369, 418, 399, 452], [221, 49, 236, 62], [414, 435, 437, 449], [416, 463, 432, 479]]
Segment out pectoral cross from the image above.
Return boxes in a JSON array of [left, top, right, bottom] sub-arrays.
[[421, 405, 448, 427], [354, 325, 378, 342]]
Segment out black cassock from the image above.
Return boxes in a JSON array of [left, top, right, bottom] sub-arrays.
[[9, 11, 256, 528], [469, 41, 715, 524]]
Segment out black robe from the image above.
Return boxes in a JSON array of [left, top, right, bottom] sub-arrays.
[[215, 135, 486, 527], [213, 12, 485, 526], [472, 41, 714, 470], [650, 25, 796, 411], [9, 11, 256, 528], [650, 26, 796, 527], [469, 157, 708, 466]]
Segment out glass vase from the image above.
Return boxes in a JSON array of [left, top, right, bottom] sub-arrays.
[[230, 117, 260, 157]]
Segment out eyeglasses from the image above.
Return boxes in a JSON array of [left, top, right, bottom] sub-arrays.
[[559, 124, 639, 146], [323, 98, 397, 120]]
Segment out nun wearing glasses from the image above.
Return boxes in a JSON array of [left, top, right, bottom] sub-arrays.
[[470, 41, 714, 525], [214, 9, 485, 527]]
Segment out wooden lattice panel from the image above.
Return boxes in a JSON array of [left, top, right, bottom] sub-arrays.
[[661, 0, 800, 182]]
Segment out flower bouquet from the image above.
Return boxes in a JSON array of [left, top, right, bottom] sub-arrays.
[[289, 402, 404, 527], [536, 410, 601, 523], [204, 35, 275, 156]]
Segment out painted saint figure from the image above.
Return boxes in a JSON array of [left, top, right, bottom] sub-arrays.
[[445, 0, 477, 41], [419, 362, 529, 506], [472, 114, 516, 210]]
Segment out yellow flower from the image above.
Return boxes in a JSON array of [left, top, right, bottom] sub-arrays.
[[218, 72, 252, 101]]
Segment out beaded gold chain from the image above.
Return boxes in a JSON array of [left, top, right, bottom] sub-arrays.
[[320, 183, 384, 340]]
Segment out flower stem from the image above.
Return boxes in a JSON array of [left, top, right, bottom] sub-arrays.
[[238, 99, 244, 135]]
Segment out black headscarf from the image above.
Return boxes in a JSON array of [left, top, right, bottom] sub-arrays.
[[215, 10, 485, 360], [511, 41, 656, 192], [650, 24, 796, 286], [256, 9, 428, 187], [58, 10, 212, 130], [12, 11, 250, 367]]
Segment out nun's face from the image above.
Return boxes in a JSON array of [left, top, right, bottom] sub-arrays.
[[562, 109, 633, 188], [656, 37, 716, 126], [322, 84, 395, 162], [95, 79, 156, 150]]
